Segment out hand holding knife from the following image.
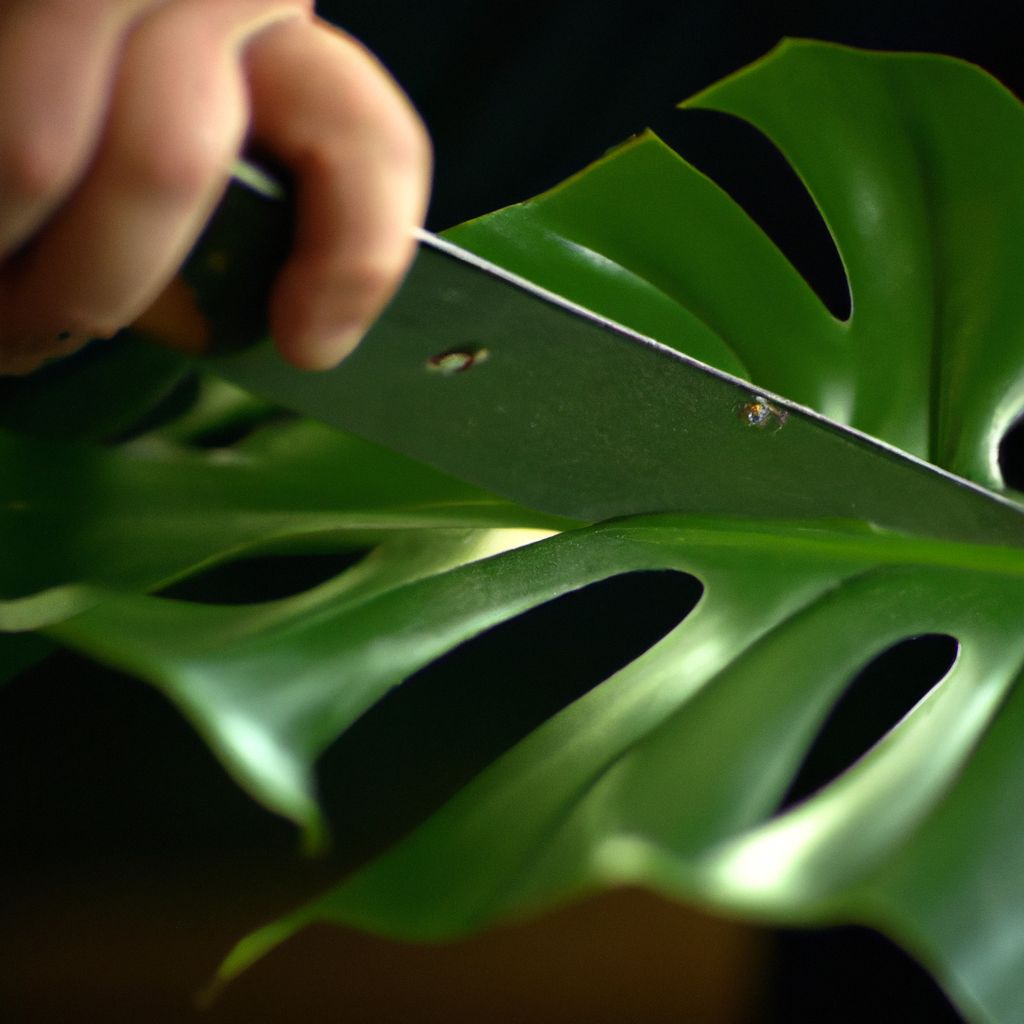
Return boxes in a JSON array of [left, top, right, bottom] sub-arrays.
[[0, 2, 429, 377]]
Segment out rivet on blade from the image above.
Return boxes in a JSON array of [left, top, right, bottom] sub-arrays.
[[739, 395, 788, 431]]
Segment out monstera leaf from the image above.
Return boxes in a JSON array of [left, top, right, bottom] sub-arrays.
[[4, 39, 1024, 1024]]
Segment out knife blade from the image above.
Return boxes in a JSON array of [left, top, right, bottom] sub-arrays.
[[140, 161, 1024, 548]]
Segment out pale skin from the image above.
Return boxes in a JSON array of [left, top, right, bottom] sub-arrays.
[[0, 0, 432, 375]]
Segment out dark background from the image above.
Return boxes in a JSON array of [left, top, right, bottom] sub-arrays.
[[4, 1, 1023, 1020], [324, 0, 1021, 235]]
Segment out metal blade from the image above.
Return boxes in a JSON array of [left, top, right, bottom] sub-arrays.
[[208, 231, 1024, 548]]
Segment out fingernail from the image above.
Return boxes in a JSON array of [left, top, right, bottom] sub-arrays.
[[289, 323, 367, 371]]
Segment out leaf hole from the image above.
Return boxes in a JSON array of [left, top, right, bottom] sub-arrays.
[[316, 568, 702, 870], [769, 924, 965, 1022], [105, 373, 203, 443], [185, 409, 295, 450], [776, 633, 959, 813], [997, 409, 1024, 492], [107, 372, 294, 449], [155, 549, 372, 605], [659, 108, 851, 320]]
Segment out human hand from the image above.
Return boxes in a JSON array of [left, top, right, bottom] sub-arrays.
[[0, 0, 431, 375]]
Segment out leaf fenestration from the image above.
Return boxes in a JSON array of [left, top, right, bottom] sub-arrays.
[[5, 40, 1024, 1024]]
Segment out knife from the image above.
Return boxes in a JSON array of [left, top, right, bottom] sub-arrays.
[[128, 160, 1024, 548]]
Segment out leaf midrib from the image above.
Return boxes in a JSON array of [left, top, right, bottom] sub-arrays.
[[620, 515, 1024, 577]]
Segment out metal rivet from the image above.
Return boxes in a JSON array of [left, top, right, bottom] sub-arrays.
[[739, 395, 788, 430]]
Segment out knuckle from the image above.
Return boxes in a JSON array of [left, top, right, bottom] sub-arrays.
[[359, 100, 432, 177], [392, 109, 433, 172], [362, 98, 432, 176], [119, 132, 223, 199], [0, 134, 75, 207]]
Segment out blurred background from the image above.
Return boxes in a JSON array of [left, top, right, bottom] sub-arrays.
[[3, 1, 1022, 1020]]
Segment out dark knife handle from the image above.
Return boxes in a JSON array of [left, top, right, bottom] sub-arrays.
[[130, 157, 293, 356]]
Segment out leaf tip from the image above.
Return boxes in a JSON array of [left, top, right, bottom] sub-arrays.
[[202, 912, 312, 1004]]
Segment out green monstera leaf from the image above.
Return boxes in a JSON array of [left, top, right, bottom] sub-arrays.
[[5, 38, 1024, 1024]]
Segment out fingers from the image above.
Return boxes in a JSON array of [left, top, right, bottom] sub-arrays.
[[0, 0, 146, 258], [243, 17, 432, 369], [1, 9, 237, 370], [0, 0, 143, 373], [0, 1, 431, 376], [0, 1, 306, 374]]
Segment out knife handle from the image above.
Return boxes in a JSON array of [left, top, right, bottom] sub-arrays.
[[128, 157, 293, 356]]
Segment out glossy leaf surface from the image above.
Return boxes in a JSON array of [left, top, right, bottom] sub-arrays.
[[0, 375, 565, 631], [5, 40, 1024, 1024]]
